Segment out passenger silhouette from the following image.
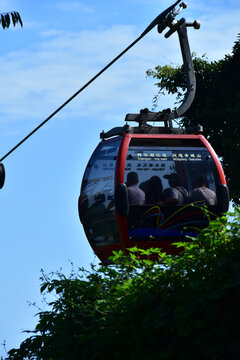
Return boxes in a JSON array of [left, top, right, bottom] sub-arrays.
[[87, 193, 106, 217], [126, 172, 145, 205], [188, 175, 217, 206], [162, 172, 188, 205], [140, 176, 163, 204]]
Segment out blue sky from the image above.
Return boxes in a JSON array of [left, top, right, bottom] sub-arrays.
[[0, 0, 239, 356]]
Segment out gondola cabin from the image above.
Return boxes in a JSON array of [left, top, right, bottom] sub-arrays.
[[78, 5, 229, 263], [78, 117, 229, 262]]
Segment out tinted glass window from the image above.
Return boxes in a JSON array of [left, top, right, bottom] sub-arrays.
[[125, 142, 218, 206], [80, 137, 122, 246]]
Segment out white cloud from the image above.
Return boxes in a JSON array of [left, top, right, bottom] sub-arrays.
[[186, 6, 240, 60], [0, 3, 239, 133], [54, 1, 94, 14], [0, 25, 169, 126]]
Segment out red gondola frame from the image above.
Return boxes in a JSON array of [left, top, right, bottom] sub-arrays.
[[80, 132, 228, 262]]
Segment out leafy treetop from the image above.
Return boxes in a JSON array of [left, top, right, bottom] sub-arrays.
[[6, 208, 240, 360]]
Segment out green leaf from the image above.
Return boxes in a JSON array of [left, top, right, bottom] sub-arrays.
[[40, 283, 48, 293], [16, 12, 23, 27], [1, 15, 6, 29], [11, 12, 16, 26]]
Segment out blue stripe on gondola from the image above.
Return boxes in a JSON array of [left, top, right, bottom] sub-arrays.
[[129, 221, 208, 239]]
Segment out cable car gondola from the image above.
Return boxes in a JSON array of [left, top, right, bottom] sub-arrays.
[[78, 2, 229, 262], [0, 2, 229, 264]]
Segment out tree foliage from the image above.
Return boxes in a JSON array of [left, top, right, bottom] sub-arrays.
[[0, 11, 22, 29], [6, 208, 240, 360], [146, 34, 240, 204]]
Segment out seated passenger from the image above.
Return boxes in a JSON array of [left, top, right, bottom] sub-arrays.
[[126, 171, 145, 205], [140, 176, 163, 204], [188, 175, 217, 206], [87, 193, 106, 217], [162, 173, 188, 205]]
